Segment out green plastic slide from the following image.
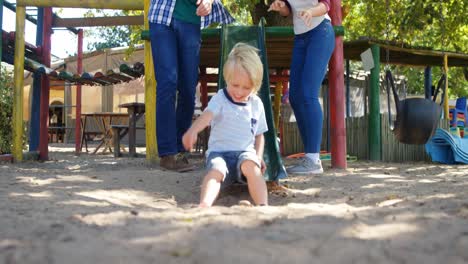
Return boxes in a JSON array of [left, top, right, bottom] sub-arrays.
[[217, 19, 287, 182]]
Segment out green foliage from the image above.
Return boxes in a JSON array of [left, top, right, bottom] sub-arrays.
[[82, 1, 467, 96], [342, 0, 467, 97], [84, 10, 144, 54], [0, 67, 14, 154]]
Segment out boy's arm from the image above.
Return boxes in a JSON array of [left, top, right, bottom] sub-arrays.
[[182, 111, 214, 151], [254, 134, 266, 174]]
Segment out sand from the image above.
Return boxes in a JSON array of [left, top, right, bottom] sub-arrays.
[[1, 145, 467, 264]]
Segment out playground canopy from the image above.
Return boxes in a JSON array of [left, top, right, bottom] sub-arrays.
[[200, 31, 468, 69]]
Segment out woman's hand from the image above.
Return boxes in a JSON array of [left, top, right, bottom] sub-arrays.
[[298, 9, 314, 27], [268, 0, 286, 12], [196, 0, 213, 16], [182, 130, 198, 151]]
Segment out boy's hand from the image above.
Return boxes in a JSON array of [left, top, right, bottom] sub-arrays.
[[298, 9, 313, 27], [260, 159, 267, 174], [196, 0, 213, 16], [182, 130, 198, 151], [267, 0, 286, 12]]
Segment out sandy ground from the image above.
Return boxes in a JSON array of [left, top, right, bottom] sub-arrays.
[[1, 145, 468, 264]]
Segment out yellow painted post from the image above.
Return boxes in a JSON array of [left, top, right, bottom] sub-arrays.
[[17, 0, 143, 10], [274, 82, 282, 130], [13, 7, 26, 161], [144, 0, 158, 163], [443, 54, 449, 119]]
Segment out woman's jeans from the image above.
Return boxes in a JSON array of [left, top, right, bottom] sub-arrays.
[[150, 18, 201, 156], [289, 19, 335, 154]]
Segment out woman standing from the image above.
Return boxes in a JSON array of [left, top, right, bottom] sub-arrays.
[[269, 0, 335, 174]]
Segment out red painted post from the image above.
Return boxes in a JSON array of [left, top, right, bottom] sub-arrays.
[[328, 0, 347, 169], [75, 29, 83, 154], [38, 7, 52, 160]]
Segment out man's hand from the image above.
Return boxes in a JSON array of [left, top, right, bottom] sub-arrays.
[[182, 130, 198, 151], [267, 0, 286, 12], [196, 0, 213, 16]]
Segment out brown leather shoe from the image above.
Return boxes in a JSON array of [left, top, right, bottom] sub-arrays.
[[160, 154, 195, 172]]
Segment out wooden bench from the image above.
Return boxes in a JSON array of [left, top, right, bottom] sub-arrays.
[[111, 125, 145, 157]]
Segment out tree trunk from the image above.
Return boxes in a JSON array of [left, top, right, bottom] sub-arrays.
[[251, 2, 292, 26]]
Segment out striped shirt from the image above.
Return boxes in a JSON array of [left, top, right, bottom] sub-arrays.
[[148, 0, 234, 28], [205, 89, 268, 155]]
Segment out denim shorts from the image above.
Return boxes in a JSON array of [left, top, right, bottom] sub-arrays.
[[206, 151, 261, 186]]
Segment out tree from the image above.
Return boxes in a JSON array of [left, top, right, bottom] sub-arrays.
[[0, 67, 16, 154], [341, 0, 467, 96], [84, 10, 144, 53]]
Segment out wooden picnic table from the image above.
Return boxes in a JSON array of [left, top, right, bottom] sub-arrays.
[[114, 102, 145, 157], [81, 112, 129, 154]]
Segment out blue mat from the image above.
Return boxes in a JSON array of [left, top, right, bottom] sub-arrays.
[[425, 128, 468, 164]]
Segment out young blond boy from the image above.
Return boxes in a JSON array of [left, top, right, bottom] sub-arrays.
[[182, 43, 268, 207]]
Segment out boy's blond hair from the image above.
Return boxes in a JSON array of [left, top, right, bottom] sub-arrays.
[[223, 43, 264, 93]]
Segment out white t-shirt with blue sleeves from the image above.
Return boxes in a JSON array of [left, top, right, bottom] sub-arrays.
[[205, 89, 268, 155]]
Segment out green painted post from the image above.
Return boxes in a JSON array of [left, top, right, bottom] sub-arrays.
[[369, 44, 381, 160]]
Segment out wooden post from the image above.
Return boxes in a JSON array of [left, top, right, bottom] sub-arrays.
[[199, 67, 208, 110], [75, 29, 83, 154], [28, 8, 44, 152], [13, 6, 26, 161], [346, 59, 350, 117], [274, 81, 282, 130], [38, 7, 52, 160], [369, 44, 381, 161], [328, 0, 347, 169], [144, 0, 157, 162], [443, 55, 449, 119]]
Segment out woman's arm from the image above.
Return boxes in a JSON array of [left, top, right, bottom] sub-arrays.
[[301, 1, 328, 18], [298, 1, 329, 26], [268, 0, 291, 17]]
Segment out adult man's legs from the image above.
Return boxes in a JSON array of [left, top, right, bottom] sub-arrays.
[[173, 19, 201, 153], [149, 21, 194, 172]]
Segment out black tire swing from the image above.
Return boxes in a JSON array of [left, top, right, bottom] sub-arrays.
[[385, 71, 445, 145], [383, 0, 444, 145]]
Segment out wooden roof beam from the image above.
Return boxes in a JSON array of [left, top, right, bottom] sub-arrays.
[[53, 16, 144, 28], [16, 0, 143, 10]]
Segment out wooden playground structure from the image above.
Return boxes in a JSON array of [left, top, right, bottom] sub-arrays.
[[5, 0, 468, 167]]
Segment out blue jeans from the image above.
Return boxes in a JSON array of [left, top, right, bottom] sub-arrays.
[[149, 19, 201, 156], [289, 19, 335, 153]]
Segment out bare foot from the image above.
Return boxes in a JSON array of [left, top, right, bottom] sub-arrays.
[[198, 202, 210, 208], [238, 200, 253, 207]]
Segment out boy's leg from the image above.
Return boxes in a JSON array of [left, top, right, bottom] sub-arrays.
[[240, 159, 268, 206], [200, 152, 232, 207], [199, 169, 224, 208]]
